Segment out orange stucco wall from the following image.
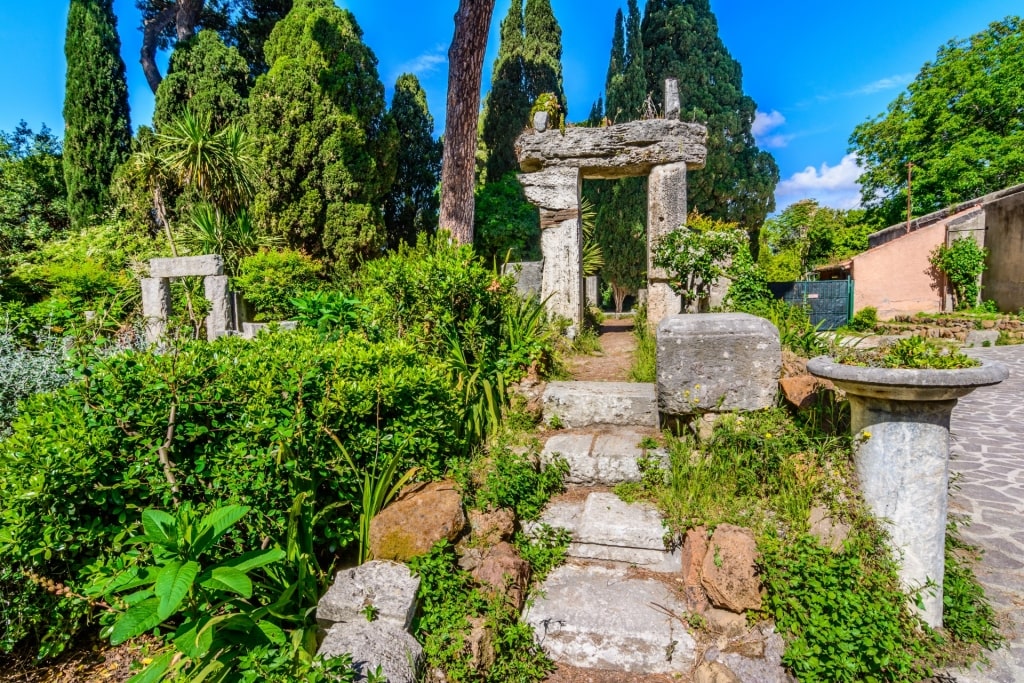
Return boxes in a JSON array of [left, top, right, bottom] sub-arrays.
[[851, 220, 946, 319]]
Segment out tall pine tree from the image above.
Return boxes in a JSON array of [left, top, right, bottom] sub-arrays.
[[523, 0, 565, 110], [480, 0, 530, 183], [384, 74, 442, 249], [642, 0, 778, 237], [63, 0, 132, 230]]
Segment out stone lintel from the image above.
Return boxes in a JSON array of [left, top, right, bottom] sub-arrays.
[[150, 254, 224, 278], [517, 119, 707, 176]]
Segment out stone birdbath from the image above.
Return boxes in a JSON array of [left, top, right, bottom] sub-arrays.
[[806, 356, 1008, 629]]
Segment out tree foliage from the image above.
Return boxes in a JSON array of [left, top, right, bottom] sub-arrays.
[[522, 0, 565, 112], [0, 124, 68, 255], [480, 0, 531, 183], [654, 211, 747, 311], [474, 172, 540, 265], [850, 17, 1024, 227], [758, 199, 873, 280], [641, 0, 778, 234], [154, 29, 250, 131], [63, 0, 132, 230], [930, 237, 988, 311], [384, 74, 443, 249], [248, 0, 396, 268]]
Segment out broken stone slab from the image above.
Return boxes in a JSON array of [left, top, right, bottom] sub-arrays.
[[318, 619, 422, 683], [525, 562, 696, 674], [316, 560, 420, 631], [533, 110, 549, 132], [701, 524, 763, 613], [540, 431, 668, 486], [714, 625, 794, 683], [533, 492, 680, 572], [543, 381, 658, 429], [517, 119, 707, 178], [657, 314, 781, 416], [240, 321, 298, 339], [964, 329, 1000, 348], [149, 254, 224, 278]]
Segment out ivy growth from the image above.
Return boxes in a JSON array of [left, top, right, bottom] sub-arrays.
[[930, 237, 988, 311]]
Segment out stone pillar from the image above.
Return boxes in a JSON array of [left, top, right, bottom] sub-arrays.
[[585, 276, 599, 308], [849, 397, 954, 628], [647, 162, 688, 326], [522, 167, 584, 327], [141, 277, 171, 344], [664, 78, 680, 121], [204, 275, 233, 340]]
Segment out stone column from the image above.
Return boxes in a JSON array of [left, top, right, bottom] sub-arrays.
[[585, 276, 599, 308], [647, 163, 687, 326], [204, 275, 233, 340], [141, 277, 171, 344], [522, 167, 584, 327]]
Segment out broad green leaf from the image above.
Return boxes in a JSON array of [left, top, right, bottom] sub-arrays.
[[199, 566, 252, 598], [219, 547, 286, 573], [173, 617, 214, 658], [141, 509, 177, 547], [256, 619, 287, 646], [194, 505, 249, 554], [125, 649, 175, 683], [110, 597, 163, 645], [155, 560, 199, 620]]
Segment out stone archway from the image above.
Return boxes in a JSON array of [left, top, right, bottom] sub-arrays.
[[515, 80, 707, 329]]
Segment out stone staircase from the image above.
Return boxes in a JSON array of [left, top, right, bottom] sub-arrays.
[[525, 380, 792, 682]]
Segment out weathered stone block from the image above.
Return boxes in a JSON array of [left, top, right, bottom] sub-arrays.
[[701, 524, 762, 613], [204, 275, 232, 340], [540, 430, 667, 486], [240, 321, 298, 339], [316, 561, 420, 631], [318, 620, 422, 683], [525, 563, 696, 673], [657, 314, 781, 415], [519, 167, 579, 211], [543, 381, 657, 429], [149, 254, 224, 278], [540, 217, 583, 326], [369, 481, 466, 562], [141, 277, 171, 344], [502, 261, 544, 297], [965, 329, 999, 347]]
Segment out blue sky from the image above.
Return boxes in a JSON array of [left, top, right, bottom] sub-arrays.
[[1, 0, 1020, 212]]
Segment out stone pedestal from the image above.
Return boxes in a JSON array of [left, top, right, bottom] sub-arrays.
[[204, 275, 232, 340], [807, 357, 1008, 628]]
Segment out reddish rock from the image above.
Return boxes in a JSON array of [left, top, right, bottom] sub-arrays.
[[468, 508, 516, 545], [701, 524, 762, 613], [369, 481, 466, 562], [693, 662, 742, 683], [778, 376, 819, 410], [466, 616, 495, 673], [470, 542, 531, 611], [680, 526, 710, 613]]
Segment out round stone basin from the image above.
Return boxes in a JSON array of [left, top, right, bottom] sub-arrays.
[[806, 355, 1008, 629], [806, 356, 1008, 401]]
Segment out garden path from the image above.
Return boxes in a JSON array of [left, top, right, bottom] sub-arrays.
[[568, 317, 637, 382], [944, 345, 1024, 683]]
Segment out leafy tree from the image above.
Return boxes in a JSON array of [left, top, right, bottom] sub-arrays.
[[653, 211, 747, 311], [248, 0, 397, 268], [523, 0, 566, 112], [758, 199, 873, 279], [153, 29, 250, 131], [850, 17, 1024, 227], [228, 0, 293, 78], [384, 74, 443, 249], [63, 0, 132, 230], [0, 123, 68, 254], [474, 172, 541, 264], [480, 0, 531, 183], [440, 0, 497, 243], [642, 0, 779, 237]]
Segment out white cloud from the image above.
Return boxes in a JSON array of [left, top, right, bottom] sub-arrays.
[[752, 110, 793, 149], [396, 46, 448, 79], [849, 73, 915, 96], [752, 110, 785, 137], [776, 153, 863, 210]]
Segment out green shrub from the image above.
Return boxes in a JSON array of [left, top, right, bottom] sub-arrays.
[[0, 328, 461, 656], [473, 173, 541, 265], [848, 306, 878, 332], [473, 445, 567, 522], [0, 333, 75, 437], [930, 237, 987, 311], [234, 249, 323, 321]]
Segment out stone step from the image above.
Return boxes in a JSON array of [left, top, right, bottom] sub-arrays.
[[541, 430, 668, 486], [531, 492, 680, 573], [543, 381, 658, 429], [524, 562, 696, 674]]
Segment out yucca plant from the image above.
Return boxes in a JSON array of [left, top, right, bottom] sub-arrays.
[[580, 197, 604, 277], [445, 326, 508, 443], [179, 204, 277, 275]]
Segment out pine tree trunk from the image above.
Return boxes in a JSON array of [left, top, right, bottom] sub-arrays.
[[439, 0, 495, 244]]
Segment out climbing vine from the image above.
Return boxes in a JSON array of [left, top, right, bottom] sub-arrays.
[[929, 237, 988, 311]]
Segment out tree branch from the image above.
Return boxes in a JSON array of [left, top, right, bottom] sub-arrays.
[[157, 402, 180, 503], [140, 5, 177, 93]]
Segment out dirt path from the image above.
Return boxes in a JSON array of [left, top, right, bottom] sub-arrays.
[[568, 317, 638, 382]]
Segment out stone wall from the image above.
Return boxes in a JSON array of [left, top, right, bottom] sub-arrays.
[[983, 190, 1024, 310]]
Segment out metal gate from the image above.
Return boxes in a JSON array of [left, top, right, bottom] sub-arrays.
[[767, 279, 853, 330]]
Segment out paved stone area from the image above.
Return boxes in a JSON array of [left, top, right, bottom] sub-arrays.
[[945, 346, 1024, 682]]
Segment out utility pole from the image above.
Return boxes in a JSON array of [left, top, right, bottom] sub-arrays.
[[906, 161, 914, 232]]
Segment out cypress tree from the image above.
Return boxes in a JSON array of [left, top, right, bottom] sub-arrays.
[[248, 0, 397, 268], [642, 0, 778, 234], [480, 0, 531, 183], [384, 74, 443, 250], [588, 97, 604, 127], [154, 30, 250, 132], [523, 0, 566, 109], [63, 0, 132, 229], [604, 9, 626, 122]]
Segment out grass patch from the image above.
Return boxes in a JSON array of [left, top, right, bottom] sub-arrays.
[[628, 305, 656, 382]]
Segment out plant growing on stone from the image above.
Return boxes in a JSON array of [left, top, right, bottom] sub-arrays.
[[930, 237, 988, 311], [653, 212, 748, 312]]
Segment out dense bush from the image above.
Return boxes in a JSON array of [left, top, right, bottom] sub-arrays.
[[0, 328, 462, 656], [0, 333, 75, 437], [233, 248, 324, 321]]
